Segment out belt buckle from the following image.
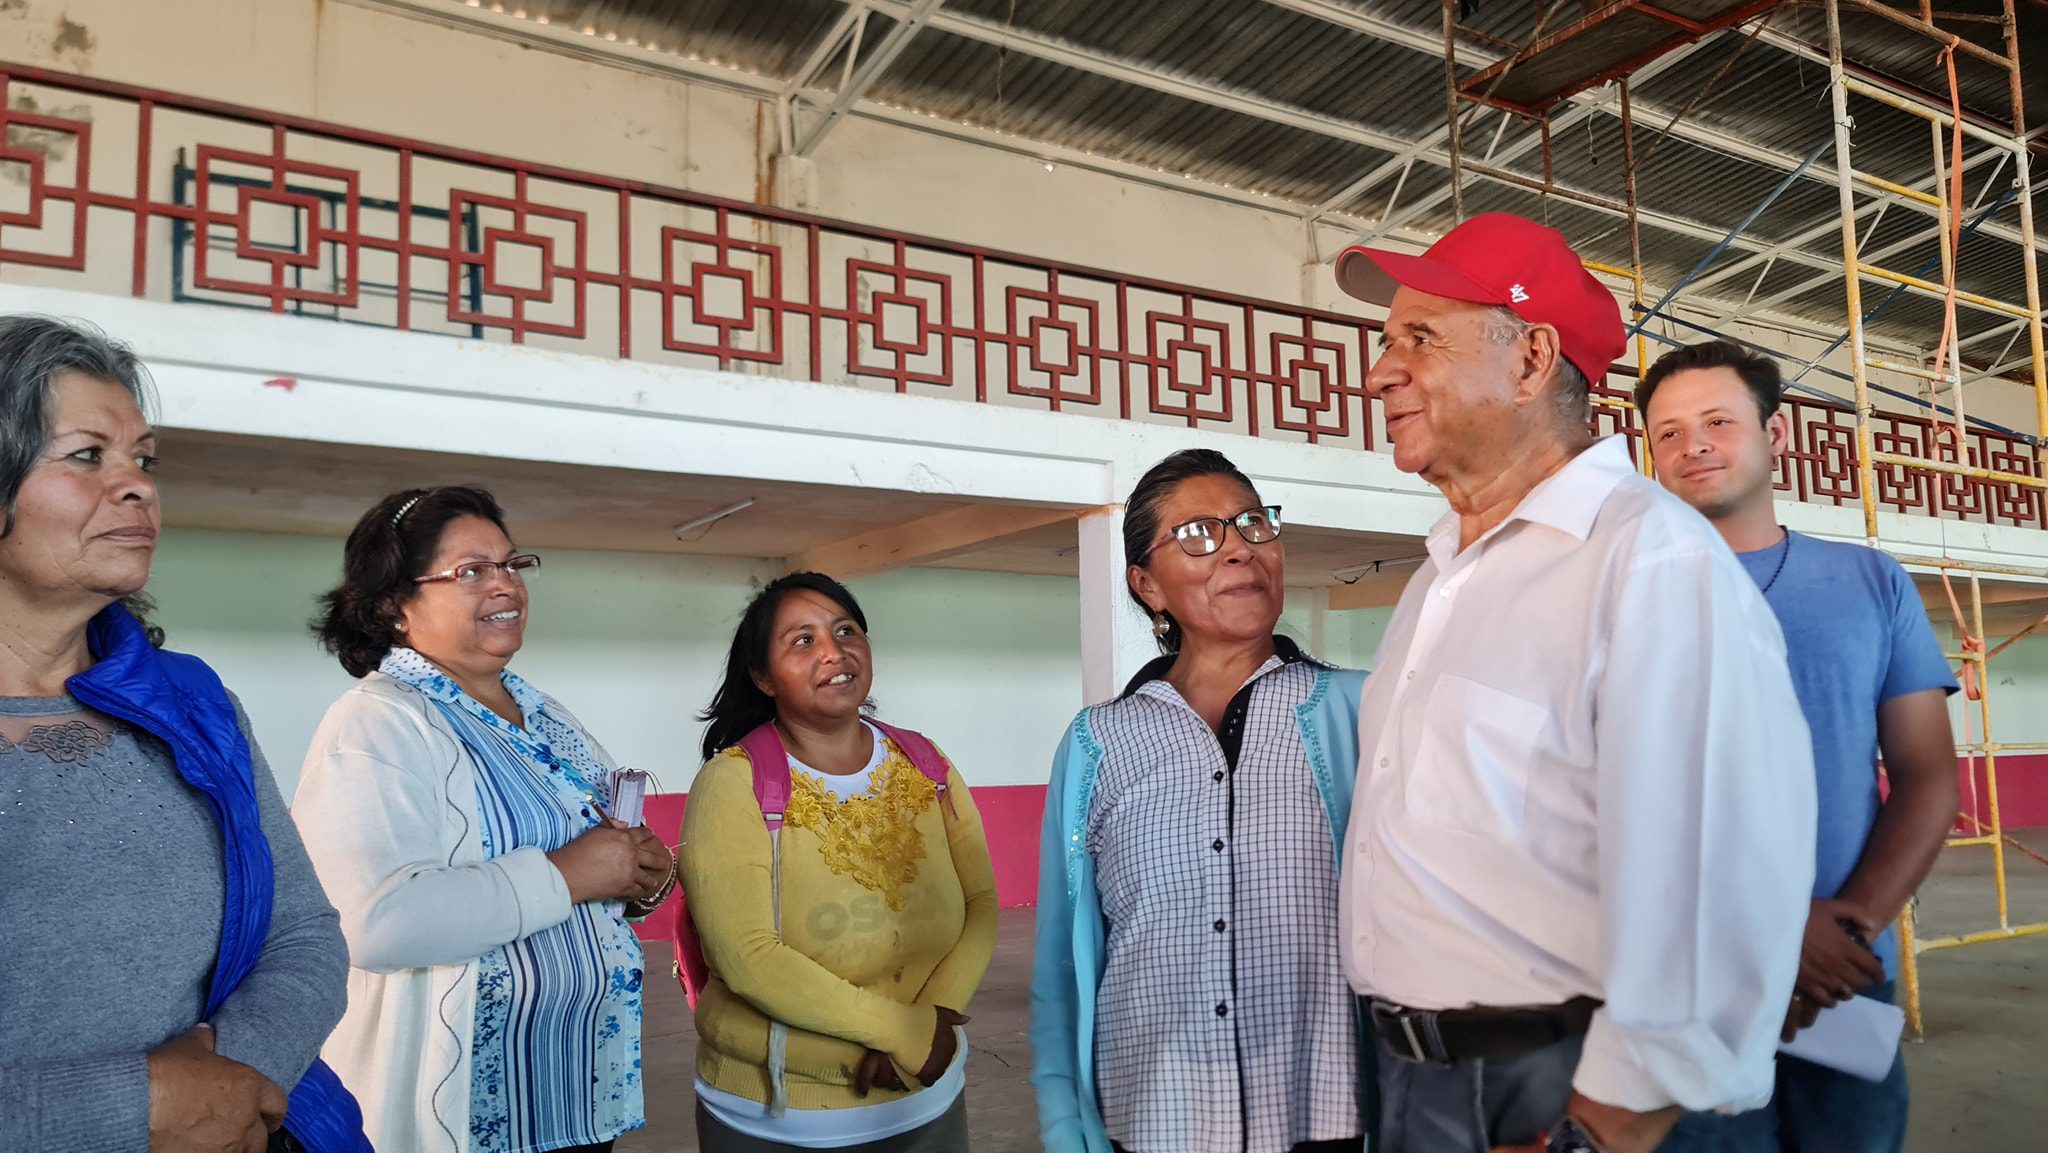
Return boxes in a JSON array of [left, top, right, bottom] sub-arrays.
[[1372, 1001, 1446, 1064]]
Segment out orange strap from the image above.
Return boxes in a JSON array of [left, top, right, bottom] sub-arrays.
[[1941, 566, 1982, 838], [1940, 568, 1984, 702], [1930, 42, 1965, 386], [1917, 42, 1968, 489]]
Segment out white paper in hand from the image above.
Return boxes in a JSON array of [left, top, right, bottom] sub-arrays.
[[607, 768, 650, 827], [1778, 994, 1905, 1082]]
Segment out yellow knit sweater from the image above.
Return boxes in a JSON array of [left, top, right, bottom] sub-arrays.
[[680, 737, 998, 1111]]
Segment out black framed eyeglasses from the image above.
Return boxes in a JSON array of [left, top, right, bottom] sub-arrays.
[[415, 554, 542, 587], [1141, 506, 1283, 562]]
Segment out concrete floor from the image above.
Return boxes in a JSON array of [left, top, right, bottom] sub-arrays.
[[623, 833, 2048, 1152]]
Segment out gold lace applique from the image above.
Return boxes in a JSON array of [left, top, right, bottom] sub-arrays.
[[783, 744, 938, 911]]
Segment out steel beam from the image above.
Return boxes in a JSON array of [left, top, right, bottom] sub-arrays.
[[856, 0, 1421, 157], [1673, 146, 2009, 303], [825, 1, 1991, 324], [795, 0, 946, 156], [333, 0, 1384, 229], [1253, 1, 2034, 249], [348, 0, 2029, 325]]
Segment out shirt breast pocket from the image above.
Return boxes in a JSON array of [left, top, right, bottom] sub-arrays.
[[1406, 674, 1549, 839]]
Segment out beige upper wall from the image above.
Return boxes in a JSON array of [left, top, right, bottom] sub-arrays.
[[0, 0, 1325, 306], [3, 0, 2037, 425]]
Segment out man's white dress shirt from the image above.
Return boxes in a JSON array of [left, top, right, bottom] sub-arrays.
[[1340, 436, 1817, 1114]]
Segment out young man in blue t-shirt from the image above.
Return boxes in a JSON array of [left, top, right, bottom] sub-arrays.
[[1635, 340, 1960, 1153]]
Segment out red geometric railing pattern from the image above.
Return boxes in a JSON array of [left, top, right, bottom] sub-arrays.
[[0, 64, 1373, 447], [1595, 386, 2046, 529], [0, 63, 2041, 528]]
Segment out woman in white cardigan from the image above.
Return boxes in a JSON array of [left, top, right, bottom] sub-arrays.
[[293, 486, 677, 1153]]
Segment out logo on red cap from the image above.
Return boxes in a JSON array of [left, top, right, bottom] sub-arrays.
[[1334, 213, 1625, 385]]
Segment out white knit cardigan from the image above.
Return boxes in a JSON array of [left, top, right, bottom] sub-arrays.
[[291, 672, 613, 1153]]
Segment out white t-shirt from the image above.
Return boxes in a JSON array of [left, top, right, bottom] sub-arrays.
[[694, 721, 966, 1145]]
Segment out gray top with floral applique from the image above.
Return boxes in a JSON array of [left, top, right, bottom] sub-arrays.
[[0, 692, 347, 1153]]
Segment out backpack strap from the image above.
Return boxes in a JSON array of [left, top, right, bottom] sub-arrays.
[[744, 719, 950, 799], [730, 723, 794, 1116], [869, 720, 957, 818], [869, 720, 948, 788], [734, 722, 793, 827]]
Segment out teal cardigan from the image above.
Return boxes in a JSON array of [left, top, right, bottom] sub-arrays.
[[1028, 662, 1370, 1153]]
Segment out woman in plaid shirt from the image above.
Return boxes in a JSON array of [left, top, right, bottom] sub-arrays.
[[1031, 449, 1369, 1153]]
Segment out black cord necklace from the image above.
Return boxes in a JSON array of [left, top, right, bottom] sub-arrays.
[[1758, 529, 1793, 596]]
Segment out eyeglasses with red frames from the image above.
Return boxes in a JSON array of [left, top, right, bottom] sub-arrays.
[[415, 554, 542, 587], [1139, 506, 1283, 563]]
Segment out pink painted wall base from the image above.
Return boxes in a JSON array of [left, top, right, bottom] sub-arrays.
[[1953, 753, 2048, 837]]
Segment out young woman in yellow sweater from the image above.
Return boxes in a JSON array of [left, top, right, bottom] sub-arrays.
[[681, 572, 998, 1152]]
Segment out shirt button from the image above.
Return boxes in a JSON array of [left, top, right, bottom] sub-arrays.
[[1438, 586, 1451, 599], [1378, 757, 1389, 768], [1211, 838, 1225, 853], [1215, 1003, 1229, 1017], [1213, 919, 1226, 932], [1405, 670, 1415, 680], [1212, 770, 1224, 782]]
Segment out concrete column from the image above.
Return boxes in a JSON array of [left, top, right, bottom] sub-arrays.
[[1078, 505, 1163, 705], [1309, 584, 1331, 661], [770, 151, 820, 211]]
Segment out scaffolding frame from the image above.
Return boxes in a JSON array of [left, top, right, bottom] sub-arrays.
[[1822, 0, 2048, 1036], [1438, 0, 2048, 1037], [1439, 0, 1660, 472]]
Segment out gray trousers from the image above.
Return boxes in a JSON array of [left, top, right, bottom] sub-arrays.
[[1373, 1033, 1583, 1153], [693, 1093, 969, 1153]]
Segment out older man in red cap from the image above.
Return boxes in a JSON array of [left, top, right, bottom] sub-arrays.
[[1333, 214, 1818, 1153]]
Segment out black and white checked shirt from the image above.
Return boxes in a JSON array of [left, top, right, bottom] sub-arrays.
[[1085, 640, 1359, 1153]]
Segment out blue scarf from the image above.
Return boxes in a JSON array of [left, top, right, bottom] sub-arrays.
[[69, 605, 372, 1153]]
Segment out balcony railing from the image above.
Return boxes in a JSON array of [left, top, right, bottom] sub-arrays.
[[0, 63, 2040, 530]]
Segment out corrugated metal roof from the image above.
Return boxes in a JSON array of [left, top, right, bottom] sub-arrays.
[[457, 0, 2045, 373], [873, 28, 1398, 201], [934, 0, 1470, 138], [518, 0, 846, 77]]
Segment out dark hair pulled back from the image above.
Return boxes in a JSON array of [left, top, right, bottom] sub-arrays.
[[1122, 448, 1262, 654], [698, 571, 869, 762], [312, 486, 510, 677]]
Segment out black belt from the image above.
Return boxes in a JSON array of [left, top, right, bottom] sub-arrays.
[[1367, 996, 1601, 1064]]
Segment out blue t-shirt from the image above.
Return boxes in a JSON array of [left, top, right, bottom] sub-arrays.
[[1736, 531, 1958, 978]]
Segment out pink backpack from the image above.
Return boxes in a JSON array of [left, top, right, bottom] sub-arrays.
[[672, 720, 951, 1009]]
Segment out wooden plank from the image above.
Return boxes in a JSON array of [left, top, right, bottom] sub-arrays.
[[792, 502, 1078, 579]]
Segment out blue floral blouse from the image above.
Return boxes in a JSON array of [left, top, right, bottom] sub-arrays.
[[380, 649, 645, 1153]]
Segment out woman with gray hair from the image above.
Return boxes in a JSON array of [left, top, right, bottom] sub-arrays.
[[0, 315, 369, 1153]]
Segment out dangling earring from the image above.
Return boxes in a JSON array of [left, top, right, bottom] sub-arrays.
[[1151, 613, 1171, 639]]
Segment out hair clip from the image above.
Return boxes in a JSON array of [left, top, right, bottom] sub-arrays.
[[391, 495, 423, 528]]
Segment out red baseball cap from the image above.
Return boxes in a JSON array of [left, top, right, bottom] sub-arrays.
[[1335, 212, 1625, 386]]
